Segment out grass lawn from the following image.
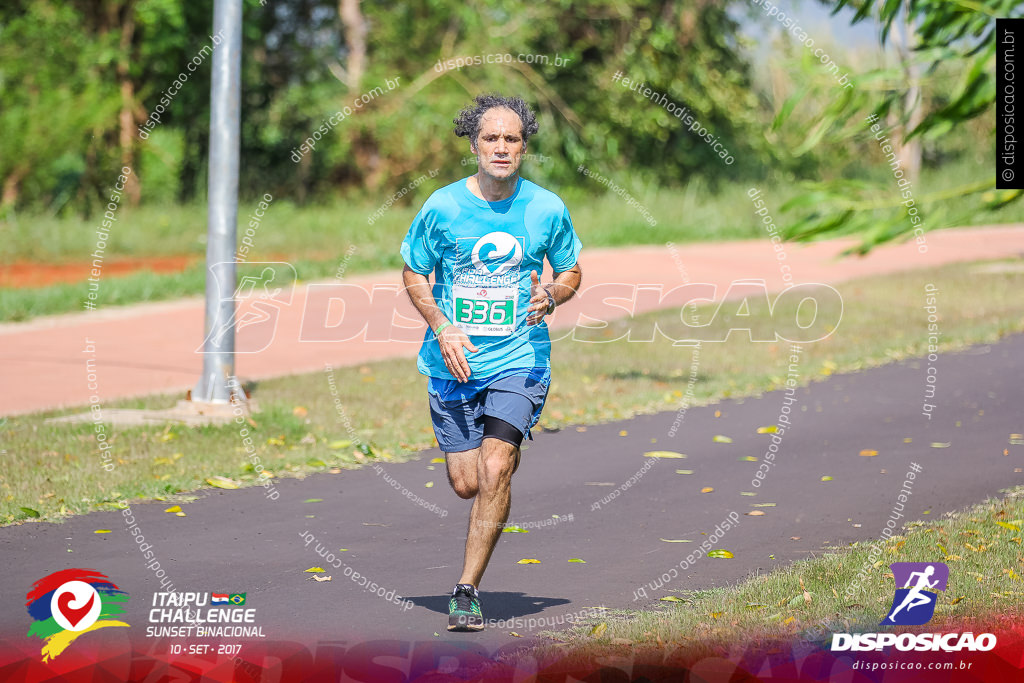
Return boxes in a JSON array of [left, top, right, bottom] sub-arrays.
[[2, 259, 1022, 525], [518, 486, 1024, 665]]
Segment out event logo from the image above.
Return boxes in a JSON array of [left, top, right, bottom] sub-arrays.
[[26, 569, 129, 662], [471, 232, 523, 276], [211, 592, 247, 605], [882, 562, 948, 626]]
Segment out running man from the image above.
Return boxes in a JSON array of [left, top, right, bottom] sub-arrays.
[[887, 565, 939, 622], [400, 94, 583, 631]]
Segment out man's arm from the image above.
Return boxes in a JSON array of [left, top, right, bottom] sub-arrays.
[[526, 263, 583, 325], [402, 265, 478, 382]]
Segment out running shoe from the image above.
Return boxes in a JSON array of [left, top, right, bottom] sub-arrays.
[[448, 583, 484, 631]]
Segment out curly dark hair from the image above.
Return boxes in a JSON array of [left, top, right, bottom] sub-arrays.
[[453, 93, 539, 145]]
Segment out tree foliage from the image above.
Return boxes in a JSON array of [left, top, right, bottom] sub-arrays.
[[776, 0, 1020, 253], [0, 0, 782, 215]]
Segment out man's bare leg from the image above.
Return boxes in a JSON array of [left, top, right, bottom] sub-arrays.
[[460, 438, 517, 587], [445, 438, 519, 588]]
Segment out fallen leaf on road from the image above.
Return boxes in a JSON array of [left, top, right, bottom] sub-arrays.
[[569, 558, 586, 563], [707, 549, 734, 559], [510, 632, 522, 637], [619, 430, 628, 437], [675, 469, 694, 475], [821, 476, 834, 481], [590, 623, 607, 637], [645, 451, 685, 459], [859, 450, 878, 457], [304, 498, 323, 503], [791, 536, 801, 540], [585, 482, 616, 486], [660, 539, 693, 543], [713, 435, 733, 443], [312, 575, 332, 582], [517, 559, 540, 564], [660, 596, 684, 602], [701, 487, 714, 493], [207, 476, 239, 489], [305, 567, 325, 573], [752, 503, 776, 507], [741, 456, 757, 461], [94, 529, 111, 534], [741, 491, 757, 496], [164, 505, 182, 513], [175, 512, 186, 517], [502, 526, 529, 533], [746, 510, 765, 516], [757, 425, 778, 434], [425, 482, 434, 488], [430, 457, 445, 463], [930, 442, 951, 448]]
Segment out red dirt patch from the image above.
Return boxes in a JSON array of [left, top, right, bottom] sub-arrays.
[[1, 256, 197, 289]]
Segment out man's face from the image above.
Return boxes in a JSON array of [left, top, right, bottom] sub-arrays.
[[471, 107, 525, 181]]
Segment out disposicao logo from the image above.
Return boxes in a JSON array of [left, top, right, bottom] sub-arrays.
[[26, 569, 129, 661], [883, 562, 948, 626], [831, 562, 996, 653]]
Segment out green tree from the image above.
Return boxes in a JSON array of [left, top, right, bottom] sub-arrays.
[[777, 0, 1020, 253]]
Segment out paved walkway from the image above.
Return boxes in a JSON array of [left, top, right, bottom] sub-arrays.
[[2, 226, 1022, 416], [1, 333, 1021, 659]]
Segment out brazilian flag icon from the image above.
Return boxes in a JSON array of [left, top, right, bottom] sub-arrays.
[[229, 593, 246, 605]]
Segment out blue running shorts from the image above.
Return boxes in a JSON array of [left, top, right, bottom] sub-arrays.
[[427, 367, 551, 452]]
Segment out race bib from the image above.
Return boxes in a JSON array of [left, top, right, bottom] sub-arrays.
[[451, 284, 517, 336]]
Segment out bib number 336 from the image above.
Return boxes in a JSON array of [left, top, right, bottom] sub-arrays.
[[452, 285, 516, 336]]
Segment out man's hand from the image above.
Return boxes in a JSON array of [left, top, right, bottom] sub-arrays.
[[438, 324, 478, 382], [526, 270, 552, 325]]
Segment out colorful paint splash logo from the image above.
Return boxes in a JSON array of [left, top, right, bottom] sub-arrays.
[[25, 568, 130, 661]]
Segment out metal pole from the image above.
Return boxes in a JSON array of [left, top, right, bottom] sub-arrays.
[[194, 0, 242, 403]]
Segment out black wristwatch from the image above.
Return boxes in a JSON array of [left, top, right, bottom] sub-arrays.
[[544, 288, 556, 315]]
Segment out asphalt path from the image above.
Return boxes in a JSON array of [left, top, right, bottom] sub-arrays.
[[2, 334, 1022, 661]]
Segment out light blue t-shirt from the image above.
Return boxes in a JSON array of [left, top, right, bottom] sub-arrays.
[[400, 176, 582, 380]]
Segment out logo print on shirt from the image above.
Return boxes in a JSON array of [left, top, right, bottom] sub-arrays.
[[471, 232, 523, 276]]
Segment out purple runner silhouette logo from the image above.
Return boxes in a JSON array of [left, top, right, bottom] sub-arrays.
[[882, 562, 948, 626]]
